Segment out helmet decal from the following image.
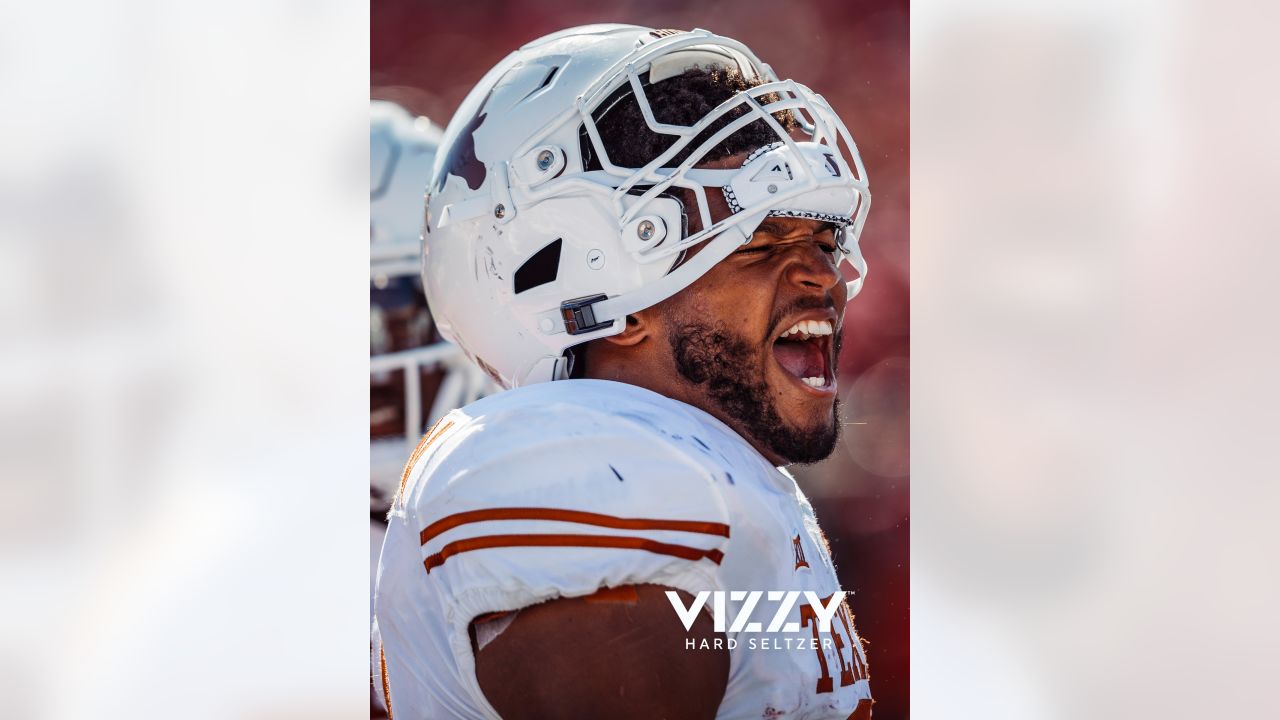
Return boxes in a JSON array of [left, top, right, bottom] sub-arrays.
[[824, 153, 842, 177], [436, 88, 494, 192]]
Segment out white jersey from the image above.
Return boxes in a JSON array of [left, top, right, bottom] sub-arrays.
[[373, 379, 872, 719]]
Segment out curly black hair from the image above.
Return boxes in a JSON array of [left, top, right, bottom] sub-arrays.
[[584, 66, 797, 170]]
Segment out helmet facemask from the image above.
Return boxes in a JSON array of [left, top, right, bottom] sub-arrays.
[[549, 38, 870, 330]]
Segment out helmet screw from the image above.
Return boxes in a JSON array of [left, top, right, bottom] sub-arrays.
[[767, 184, 778, 194], [637, 220, 656, 241], [536, 149, 555, 171], [494, 204, 506, 219]]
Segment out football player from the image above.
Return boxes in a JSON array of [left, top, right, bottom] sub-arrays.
[[374, 25, 874, 719], [369, 99, 496, 717], [369, 99, 494, 547]]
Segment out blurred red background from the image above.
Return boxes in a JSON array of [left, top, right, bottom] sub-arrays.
[[373, 0, 909, 715]]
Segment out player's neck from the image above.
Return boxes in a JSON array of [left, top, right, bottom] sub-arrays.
[[584, 353, 788, 467]]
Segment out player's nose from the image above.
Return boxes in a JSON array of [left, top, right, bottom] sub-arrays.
[[784, 241, 842, 293]]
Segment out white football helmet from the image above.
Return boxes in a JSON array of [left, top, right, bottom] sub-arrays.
[[423, 25, 870, 388], [370, 100, 494, 511], [372, 100, 444, 280]]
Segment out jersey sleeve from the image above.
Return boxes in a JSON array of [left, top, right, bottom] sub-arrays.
[[402, 406, 733, 632]]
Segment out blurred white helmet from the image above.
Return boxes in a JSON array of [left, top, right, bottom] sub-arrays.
[[370, 100, 494, 511], [372, 100, 444, 278], [423, 24, 870, 388]]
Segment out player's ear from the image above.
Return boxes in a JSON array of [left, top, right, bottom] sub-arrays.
[[600, 312, 649, 347]]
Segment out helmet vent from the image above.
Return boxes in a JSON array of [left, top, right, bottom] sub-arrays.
[[521, 65, 561, 101], [513, 238, 562, 294]]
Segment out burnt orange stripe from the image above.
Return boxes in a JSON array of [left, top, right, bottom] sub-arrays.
[[379, 645, 393, 720], [419, 507, 730, 545], [472, 610, 514, 626], [423, 533, 725, 573], [397, 421, 438, 496], [584, 585, 640, 604], [398, 419, 454, 495]]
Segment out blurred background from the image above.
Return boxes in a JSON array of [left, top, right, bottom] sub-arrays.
[[0, 2, 370, 718], [5, 1, 1280, 719], [372, 0, 911, 717], [911, 0, 1280, 717]]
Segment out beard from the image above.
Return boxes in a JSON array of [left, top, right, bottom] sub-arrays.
[[668, 319, 841, 465]]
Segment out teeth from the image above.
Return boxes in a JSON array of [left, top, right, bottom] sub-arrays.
[[802, 376, 826, 388], [780, 319, 834, 339]]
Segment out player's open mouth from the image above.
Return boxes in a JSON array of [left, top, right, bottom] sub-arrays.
[[771, 317, 836, 395]]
